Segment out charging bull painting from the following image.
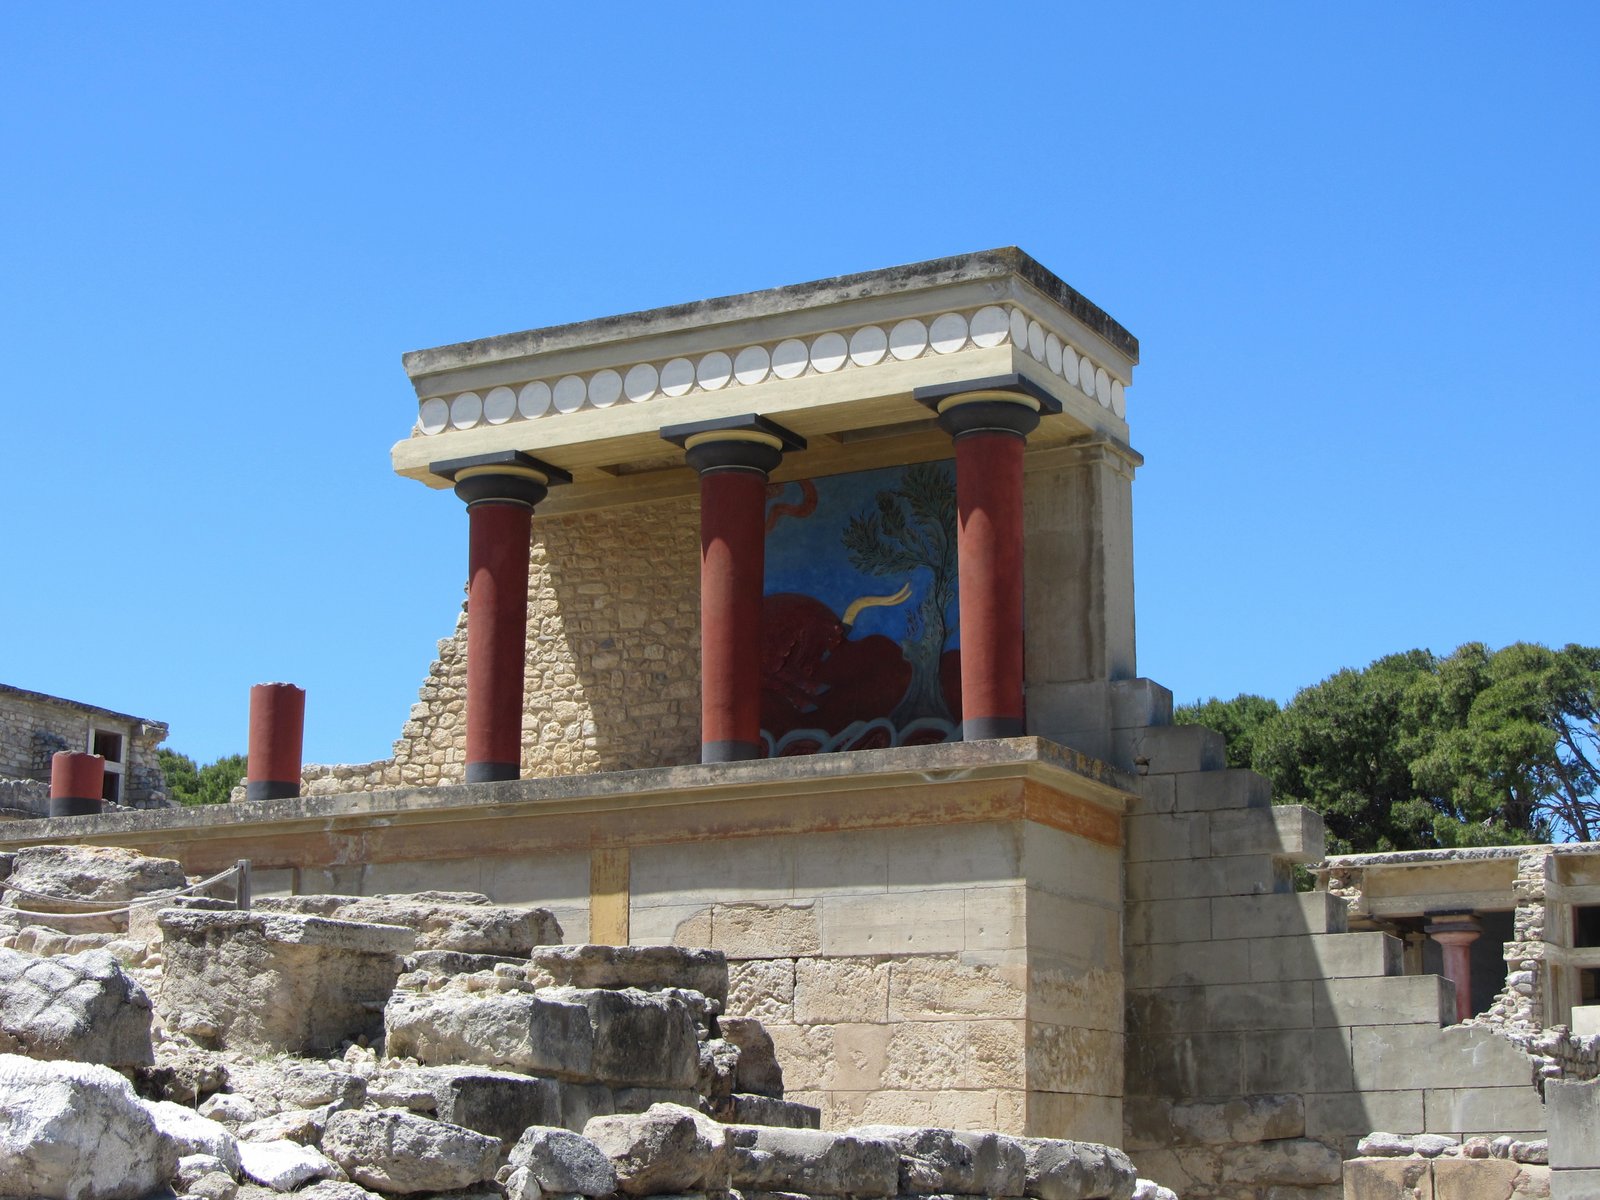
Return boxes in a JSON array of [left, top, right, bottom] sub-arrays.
[[762, 460, 961, 755]]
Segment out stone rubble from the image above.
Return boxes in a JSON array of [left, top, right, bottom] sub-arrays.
[[0, 844, 1150, 1200]]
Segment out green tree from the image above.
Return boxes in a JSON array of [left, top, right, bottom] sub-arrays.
[[159, 749, 247, 806], [1174, 694, 1281, 770]]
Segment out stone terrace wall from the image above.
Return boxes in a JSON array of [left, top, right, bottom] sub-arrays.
[[302, 495, 701, 793]]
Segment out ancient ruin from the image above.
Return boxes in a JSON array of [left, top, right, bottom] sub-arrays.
[[2, 250, 1596, 1199]]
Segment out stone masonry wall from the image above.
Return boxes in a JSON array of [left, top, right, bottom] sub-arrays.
[[302, 495, 701, 794], [0, 688, 169, 808]]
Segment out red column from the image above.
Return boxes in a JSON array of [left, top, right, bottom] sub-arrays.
[[430, 451, 570, 785], [465, 501, 533, 781], [699, 469, 768, 762], [50, 751, 104, 817], [662, 416, 805, 764], [917, 382, 1053, 742], [247, 682, 306, 801], [1426, 913, 1483, 1023], [954, 429, 1028, 740]]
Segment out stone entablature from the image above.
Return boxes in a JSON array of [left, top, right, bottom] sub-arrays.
[[0, 686, 169, 812], [392, 248, 1139, 514]]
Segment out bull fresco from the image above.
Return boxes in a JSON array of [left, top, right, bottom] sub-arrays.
[[762, 461, 961, 755]]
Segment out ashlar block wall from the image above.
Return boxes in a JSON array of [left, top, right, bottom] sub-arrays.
[[1120, 712, 1548, 1200]]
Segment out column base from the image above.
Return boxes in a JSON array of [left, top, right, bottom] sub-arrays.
[[962, 716, 1026, 741], [702, 740, 763, 764], [465, 761, 521, 784], [48, 796, 101, 818], [245, 780, 300, 802]]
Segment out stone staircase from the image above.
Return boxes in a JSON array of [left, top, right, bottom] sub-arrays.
[[1105, 684, 1547, 1200]]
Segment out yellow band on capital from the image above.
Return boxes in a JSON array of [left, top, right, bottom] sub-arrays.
[[682, 429, 785, 452], [935, 390, 1043, 416], [453, 463, 549, 486]]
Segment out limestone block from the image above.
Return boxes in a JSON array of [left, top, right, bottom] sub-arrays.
[[1165, 1093, 1305, 1145], [433, 1070, 564, 1149], [1125, 813, 1210, 863], [1431, 1157, 1549, 1199], [146, 1100, 242, 1174], [1126, 899, 1212, 946], [1022, 823, 1122, 904], [821, 891, 963, 956], [1351, 1024, 1540, 1093], [1209, 805, 1325, 862], [565, 986, 702, 1088], [1241, 1028, 1355, 1094], [764, 1023, 835, 1092], [1341, 1157, 1433, 1200], [1026, 1091, 1122, 1147], [157, 910, 413, 1055], [1211, 890, 1348, 940], [1127, 855, 1291, 902], [881, 1018, 1025, 1091], [1316, 975, 1455, 1028], [1546, 1078, 1599, 1169], [886, 822, 1022, 890], [527, 944, 728, 1004], [0, 946, 153, 1066], [383, 989, 594, 1078], [890, 953, 1028, 1021], [1128, 940, 1251, 990], [1027, 1023, 1122, 1094], [966, 886, 1027, 951], [726, 1125, 899, 1195], [794, 956, 889, 1024], [1016, 1136, 1138, 1200], [258, 893, 560, 954], [849, 1124, 1026, 1196], [1027, 890, 1122, 970], [1027, 960, 1121, 1029], [1248, 931, 1403, 983], [1423, 1085, 1549, 1137], [3, 845, 186, 931], [726, 958, 795, 1023], [792, 828, 891, 896], [508, 1126, 617, 1196], [583, 1102, 731, 1196], [1553, 1168, 1600, 1200], [728, 1093, 821, 1129], [714, 902, 820, 959], [1172, 769, 1272, 813], [237, 1139, 344, 1190], [0, 1054, 180, 1200], [1218, 1138, 1341, 1186], [827, 1087, 1009, 1136], [1201, 980, 1315, 1032], [323, 1109, 501, 1194], [1112, 678, 1175, 730], [1304, 1090, 1425, 1139], [718, 1016, 784, 1098], [237, 1106, 335, 1146], [224, 1059, 367, 1116], [632, 837, 794, 909], [1125, 1029, 1244, 1100], [1126, 726, 1226, 774]]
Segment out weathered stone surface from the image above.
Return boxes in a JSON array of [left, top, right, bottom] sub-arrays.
[[147, 1099, 241, 1174], [237, 1104, 335, 1146], [323, 1109, 501, 1194], [1357, 1132, 1415, 1157], [0, 1053, 179, 1200], [1017, 1136, 1138, 1200], [1218, 1138, 1341, 1186], [435, 1069, 564, 1149], [1130, 1180, 1178, 1200], [851, 1125, 1026, 1196], [226, 1060, 368, 1114], [529, 944, 728, 1004], [3, 845, 186, 920], [727, 1125, 899, 1195], [158, 910, 413, 1055], [1167, 1094, 1304, 1146], [200, 1092, 261, 1125], [237, 1139, 344, 1190], [384, 988, 594, 1078], [176, 1153, 232, 1190], [259, 893, 560, 955], [729, 1093, 822, 1130], [1414, 1134, 1459, 1158], [295, 1182, 384, 1200], [0, 946, 153, 1066], [188, 1170, 241, 1200], [726, 958, 795, 1023], [509, 1125, 618, 1196], [584, 1102, 731, 1196], [720, 1016, 785, 1098], [565, 986, 702, 1088]]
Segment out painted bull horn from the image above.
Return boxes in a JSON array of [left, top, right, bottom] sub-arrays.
[[841, 582, 914, 627]]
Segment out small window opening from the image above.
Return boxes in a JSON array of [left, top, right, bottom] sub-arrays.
[[92, 731, 124, 762], [1575, 905, 1600, 949], [1581, 967, 1600, 1006]]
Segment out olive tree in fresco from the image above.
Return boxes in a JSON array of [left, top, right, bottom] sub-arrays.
[[842, 462, 958, 725]]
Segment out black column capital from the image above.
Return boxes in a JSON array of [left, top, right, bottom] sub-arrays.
[[914, 373, 1062, 440], [662, 414, 806, 477], [430, 450, 573, 508]]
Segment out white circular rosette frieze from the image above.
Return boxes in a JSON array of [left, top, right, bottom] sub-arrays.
[[416, 303, 1127, 433]]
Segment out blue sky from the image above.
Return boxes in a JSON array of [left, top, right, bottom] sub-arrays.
[[3, 5, 1595, 765]]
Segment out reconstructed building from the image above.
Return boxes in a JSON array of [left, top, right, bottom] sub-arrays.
[[2, 250, 1595, 1199], [0, 685, 169, 816]]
